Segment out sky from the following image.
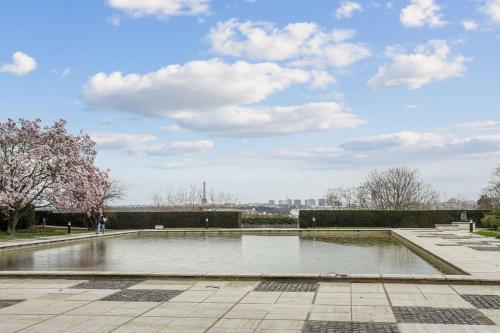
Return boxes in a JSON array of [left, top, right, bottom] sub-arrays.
[[1, 0, 500, 204]]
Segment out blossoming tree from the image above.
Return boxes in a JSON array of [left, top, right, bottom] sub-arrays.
[[0, 118, 113, 235]]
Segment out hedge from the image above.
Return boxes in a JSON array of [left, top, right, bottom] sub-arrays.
[[242, 217, 297, 225], [299, 210, 488, 228], [36, 211, 242, 229], [0, 206, 36, 231]]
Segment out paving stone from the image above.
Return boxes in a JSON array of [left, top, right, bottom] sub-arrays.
[[254, 281, 318, 293], [456, 241, 492, 245], [468, 246, 500, 252], [71, 279, 143, 290], [392, 306, 496, 325], [100, 289, 183, 302], [462, 295, 500, 309], [302, 320, 400, 333], [0, 300, 23, 309]]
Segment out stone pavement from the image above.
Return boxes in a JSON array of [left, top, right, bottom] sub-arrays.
[[393, 229, 500, 280], [1, 278, 500, 333]]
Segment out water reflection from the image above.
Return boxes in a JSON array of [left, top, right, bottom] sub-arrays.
[[0, 235, 445, 274]]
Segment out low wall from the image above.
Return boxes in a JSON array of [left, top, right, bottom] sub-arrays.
[[36, 211, 242, 229], [299, 210, 488, 228]]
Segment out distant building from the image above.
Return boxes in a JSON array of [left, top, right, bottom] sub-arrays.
[[285, 199, 292, 205], [293, 199, 301, 206], [268, 200, 276, 205], [278, 200, 285, 206], [318, 198, 326, 206], [305, 199, 316, 207]]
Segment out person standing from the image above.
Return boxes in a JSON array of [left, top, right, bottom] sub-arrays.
[[101, 215, 107, 234], [96, 210, 103, 234]]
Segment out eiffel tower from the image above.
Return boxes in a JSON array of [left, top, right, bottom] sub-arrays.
[[201, 181, 208, 205]]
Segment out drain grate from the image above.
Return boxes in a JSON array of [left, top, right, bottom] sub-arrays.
[[71, 279, 143, 290], [100, 289, 184, 302], [254, 281, 318, 292], [467, 246, 500, 252], [392, 306, 495, 325], [0, 300, 23, 309], [461, 295, 500, 309], [302, 321, 399, 333]]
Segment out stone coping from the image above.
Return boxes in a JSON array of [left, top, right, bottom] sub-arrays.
[[0, 270, 498, 285]]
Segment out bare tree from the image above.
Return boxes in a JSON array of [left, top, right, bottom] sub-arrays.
[[101, 179, 126, 207], [151, 192, 164, 207], [151, 184, 237, 208], [326, 186, 358, 209], [361, 167, 440, 210], [71, 179, 125, 230], [442, 194, 475, 209], [208, 190, 238, 207], [326, 188, 343, 208], [481, 167, 500, 209]]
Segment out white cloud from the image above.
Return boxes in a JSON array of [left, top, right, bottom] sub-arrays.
[[152, 159, 208, 169], [400, 0, 446, 28], [61, 68, 71, 77], [482, 0, 500, 23], [134, 140, 214, 155], [207, 19, 370, 68], [367, 40, 469, 89], [91, 132, 157, 150], [453, 120, 500, 131], [336, 1, 363, 19], [51, 67, 71, 78], [106, 0, 210, 18], [0, 51, 37, 76], [84, 59, 311, 116], [91, 132, 214, 155], [405, 104, 420, 111], [161, 124, 185, 132], [108, 14, 121, 26], [170, 103, 366, 137], [84, 59, 364, 137], [100, 117, 113, 125], [462, 19, 478, 31], [341, 131, 445, 151], [259, 130, 500, 166], [309, 70, 336, 89]]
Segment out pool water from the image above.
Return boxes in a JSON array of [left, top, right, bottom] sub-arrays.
[[0, 234, 449, 274]]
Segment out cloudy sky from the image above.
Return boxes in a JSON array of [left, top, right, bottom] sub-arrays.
[[1, 0, 500, 204]]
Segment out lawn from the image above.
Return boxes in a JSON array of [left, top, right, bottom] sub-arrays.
[[0, 229, 90, 241], [474, 230, 499, 238]]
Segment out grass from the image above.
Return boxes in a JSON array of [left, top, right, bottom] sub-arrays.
[[0, 229, 89, 241], [474, 230, 499, 238]]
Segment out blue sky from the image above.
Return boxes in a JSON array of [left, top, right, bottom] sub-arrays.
[[1, 0, 500, 204]]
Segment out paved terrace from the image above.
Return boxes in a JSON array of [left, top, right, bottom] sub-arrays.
[[1, 228, 500, 332], [393, 229, 500, 281], [1, 278, 500, 332]]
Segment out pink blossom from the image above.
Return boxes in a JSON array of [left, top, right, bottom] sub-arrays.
[[0, 119, 111, 232]]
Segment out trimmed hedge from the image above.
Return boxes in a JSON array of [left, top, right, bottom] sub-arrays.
[[299, 210, 488, 228], [242, 217, 297, 225], [36, 211, 242, 229], [0, 206, 36, 231]]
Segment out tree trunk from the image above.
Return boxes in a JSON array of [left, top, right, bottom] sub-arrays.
[[7, 211, 19, 237]]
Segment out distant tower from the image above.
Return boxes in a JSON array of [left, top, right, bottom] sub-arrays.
[[202, 181, 208, 205]]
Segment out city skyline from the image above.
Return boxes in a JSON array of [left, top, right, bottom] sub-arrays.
[[1, 0, 500, 204]]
